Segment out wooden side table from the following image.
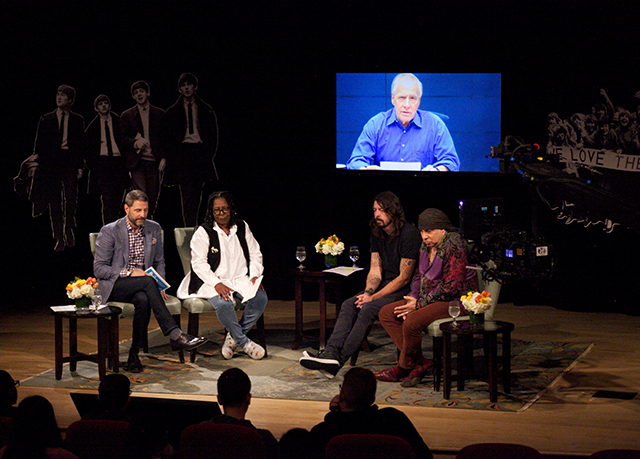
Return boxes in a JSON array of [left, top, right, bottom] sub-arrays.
[[440, 320, 514, 403], [53, 306, 120, 380], [290, 268, 365, 350]]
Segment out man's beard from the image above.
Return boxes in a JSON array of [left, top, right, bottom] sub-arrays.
[[129, 216, 145, 228], [375, 218, 391, 228]]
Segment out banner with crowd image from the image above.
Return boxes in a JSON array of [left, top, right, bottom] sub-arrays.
[[549, 146, 640, 172]]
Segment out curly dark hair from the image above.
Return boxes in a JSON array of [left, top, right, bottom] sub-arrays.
[[202, 191, 238, 228], [370, 191, 406, 239]]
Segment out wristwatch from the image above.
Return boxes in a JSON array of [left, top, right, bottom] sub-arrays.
[[364, 288, 374, 295]]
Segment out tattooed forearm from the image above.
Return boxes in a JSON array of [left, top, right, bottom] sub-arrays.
[[366, 275, 382, 291], [400, 258, 416, 277], [370, 254, 382, 267]]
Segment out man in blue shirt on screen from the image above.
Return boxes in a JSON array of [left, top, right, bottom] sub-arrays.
[[345, 73, 460, 171]]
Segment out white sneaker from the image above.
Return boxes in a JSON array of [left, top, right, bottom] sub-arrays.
[[243, 339, 266, 360], [221, 333, 237, 360], [318, 369, 336, 379]]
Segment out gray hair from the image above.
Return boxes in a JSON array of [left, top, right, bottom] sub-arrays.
[[125, 190, 148, 206], [391, 73, 423, 98]]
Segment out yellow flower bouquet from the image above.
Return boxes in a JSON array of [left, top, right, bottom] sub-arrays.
[[66, 277, 99, 309], [460, 290, 492, 313], [315, 234, 345, 267]]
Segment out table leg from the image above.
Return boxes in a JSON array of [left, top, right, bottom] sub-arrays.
[[110, 314, 120, 373], [502, 329, 512, 393], [443, 332, 452, 399], [319, 279, 327, 351], [54, 315, 63, 380], [457, 334, 466, 391], [69, 317, 78, 373], [487, 331, 498, 403], [97, 317, 108, 379], [293, 278, 303, 350]]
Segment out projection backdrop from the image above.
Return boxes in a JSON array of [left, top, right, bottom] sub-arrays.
[[3, 1, 639, 314]]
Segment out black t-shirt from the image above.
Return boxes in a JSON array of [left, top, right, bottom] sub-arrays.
[[370, 223, 421, 287], [309, 405, 433, 459]]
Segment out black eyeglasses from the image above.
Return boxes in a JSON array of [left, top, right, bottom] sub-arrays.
[[14, 380, 20, 387], [212, 207, 230, 215]]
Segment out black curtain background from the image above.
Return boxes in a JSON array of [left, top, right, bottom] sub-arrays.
[[2, 0, 639, 315]]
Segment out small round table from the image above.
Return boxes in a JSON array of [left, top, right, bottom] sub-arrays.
[[440, 319, 515, 403], [52, 306, 121, 380]]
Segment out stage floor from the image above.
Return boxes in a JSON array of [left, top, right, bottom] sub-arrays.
[[2, 301, 639, 457]]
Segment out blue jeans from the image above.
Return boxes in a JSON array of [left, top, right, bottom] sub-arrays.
[[208, 289, 268, 347], [324, 286, 410, 365]]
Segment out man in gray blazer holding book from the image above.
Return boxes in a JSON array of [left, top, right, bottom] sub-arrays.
[[94, 189, 207, 372]]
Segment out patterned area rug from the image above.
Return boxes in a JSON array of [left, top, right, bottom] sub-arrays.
[[22, 326, 593, 413]]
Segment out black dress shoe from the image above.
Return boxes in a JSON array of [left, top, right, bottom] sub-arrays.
[[127, 353, 143, 373], [171, 333, 208, 351]]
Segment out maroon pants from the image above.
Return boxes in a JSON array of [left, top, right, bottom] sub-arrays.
[[379, 299, 450, 369]]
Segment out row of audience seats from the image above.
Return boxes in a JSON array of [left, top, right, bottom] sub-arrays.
[[2, 415, 638, 459]]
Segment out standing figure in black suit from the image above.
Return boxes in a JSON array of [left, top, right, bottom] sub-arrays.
[[120, 81, 165, 218], [163, 73, 219, 226], [84, 95, 129, 225], [31, 85, 85, 251]]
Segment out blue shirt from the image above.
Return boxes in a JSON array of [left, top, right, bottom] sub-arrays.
[[346, 108, 460, 171]]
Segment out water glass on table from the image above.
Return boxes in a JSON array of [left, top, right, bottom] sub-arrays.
[[91, 289, 103, 311], [349, 246, 360, 268], [448, 300, 461, 328], [296, 246, 306, 269]]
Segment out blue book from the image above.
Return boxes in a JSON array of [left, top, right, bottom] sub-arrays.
[[145, 267, 170, 291]]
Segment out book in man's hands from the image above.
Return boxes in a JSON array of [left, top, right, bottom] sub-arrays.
[[145, 267, 170, 291]]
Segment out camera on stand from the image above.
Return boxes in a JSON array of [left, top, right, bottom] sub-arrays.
[[459, 197, 556, 285]]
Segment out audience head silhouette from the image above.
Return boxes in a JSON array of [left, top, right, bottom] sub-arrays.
[[98, 373, 131, 412], [3, 395, 65, 458], [0, 370, 18, 411], [341, 367, 377, 411], [217, 367, 251, 408]]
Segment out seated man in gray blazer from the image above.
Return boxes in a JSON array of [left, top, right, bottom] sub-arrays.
[[94, 189, 207, 372]]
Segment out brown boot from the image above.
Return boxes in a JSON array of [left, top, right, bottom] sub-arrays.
[[401, 358, 434, 387]]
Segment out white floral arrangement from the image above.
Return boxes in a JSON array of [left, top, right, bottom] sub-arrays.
[[460, 290, 492, 313], [315, 235, 345, 256], [66, 277, 98, 300]]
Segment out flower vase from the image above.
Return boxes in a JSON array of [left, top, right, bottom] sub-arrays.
[[469, 311, 485, 328], [75, 296, 91, 312], [324, 254, 338, 268]]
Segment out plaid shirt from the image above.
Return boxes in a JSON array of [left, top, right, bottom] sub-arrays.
[[121, 219, 145, 276]]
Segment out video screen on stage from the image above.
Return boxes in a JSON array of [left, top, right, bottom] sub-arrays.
[[336, 73, 501, 172]]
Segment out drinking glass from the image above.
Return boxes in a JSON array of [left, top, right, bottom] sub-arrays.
[[92, 289, 103, 311], [349, 246, 360, 268], [296, 246, 306, 269], [448, 300, 461, 328]]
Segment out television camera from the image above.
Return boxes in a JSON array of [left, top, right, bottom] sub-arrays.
[[459, 198, 556, 285]]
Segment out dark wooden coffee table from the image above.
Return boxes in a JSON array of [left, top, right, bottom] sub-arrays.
[[440, 319, 515, 403], [52, 306, 121, 380], [290, 267, 365, 350]]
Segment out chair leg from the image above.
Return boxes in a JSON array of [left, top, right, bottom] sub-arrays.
[[350, 348, 360, 366], [350, 324, 373, 366], [142, 331, 149, 354], [173, 314, 185, 364], [433, 336, 443, 391], [187, 312, 200, 363]]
